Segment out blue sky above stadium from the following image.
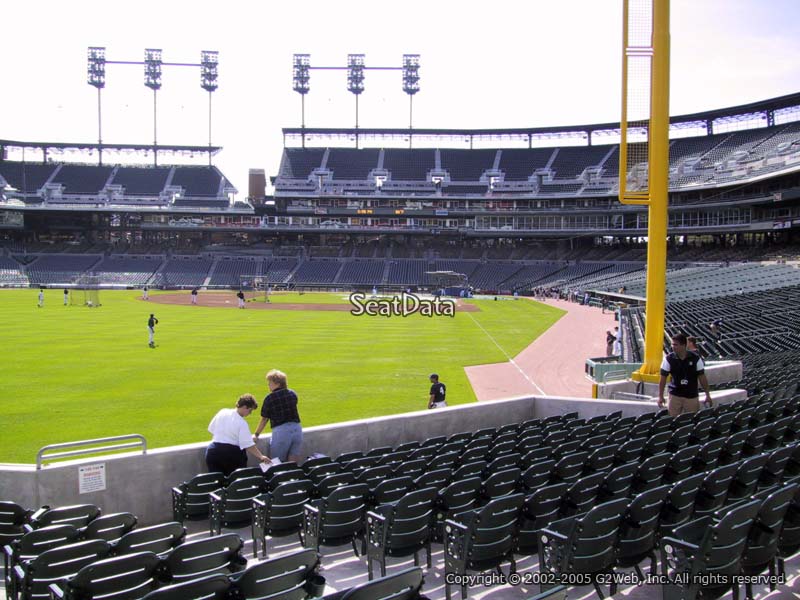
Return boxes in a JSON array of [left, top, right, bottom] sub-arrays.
[[2, 0, 799, 196]]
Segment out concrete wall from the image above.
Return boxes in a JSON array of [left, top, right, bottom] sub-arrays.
[[0, 388, 745, 526], [597, 360, 743, 400]]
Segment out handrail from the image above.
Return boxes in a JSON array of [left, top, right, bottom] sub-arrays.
[[611, 391, 654, 402], [36, 434, 147, 470]]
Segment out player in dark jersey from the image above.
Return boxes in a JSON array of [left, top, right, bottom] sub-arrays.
[[428, 373, 447, 409]]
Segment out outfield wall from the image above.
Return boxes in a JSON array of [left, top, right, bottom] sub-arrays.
[[0, 387, 746, 525]]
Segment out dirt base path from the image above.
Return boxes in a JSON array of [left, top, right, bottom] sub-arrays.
[[465, 298, 617, 400]]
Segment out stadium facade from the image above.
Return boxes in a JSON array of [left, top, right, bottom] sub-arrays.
[[0, 92, 799, 292]]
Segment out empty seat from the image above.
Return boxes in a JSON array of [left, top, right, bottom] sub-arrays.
[[48, 551, 161, 600], [365, 487, 438, 580], [159, 533, 245, 583], [443, 494, 525, 600], [251, 479, 313, 558], [171, 472, 226, 523]]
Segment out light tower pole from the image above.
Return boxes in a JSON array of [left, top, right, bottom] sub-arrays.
[[201, 51, 219, 166], [144, 49, 163, 166], [402, 54, 420, 149], [87, 47, 106, 164], [292, 54, 311, 148], [347, 54, 365, 147]]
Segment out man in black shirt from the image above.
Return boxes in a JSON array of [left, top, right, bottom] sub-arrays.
[[191, 287, 199, 305], [658, 333, 712, 416], [237, 290, 246, 309], [428, 374, 447, 409], [606, 330, 615, 356]]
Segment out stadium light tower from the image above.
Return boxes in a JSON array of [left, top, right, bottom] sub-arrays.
[[293, 54, 311, 134], [144, 48, 163, 161], [201, 50, 219, 162], [87, 47, 107, 163], [402, 54, 420, 147], [347, 54, 366, 133]]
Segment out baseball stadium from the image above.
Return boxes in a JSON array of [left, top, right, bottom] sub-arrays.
[[2, 1, 800, 599]]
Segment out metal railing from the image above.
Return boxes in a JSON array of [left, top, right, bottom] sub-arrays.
[[36, 434, 147, 470]]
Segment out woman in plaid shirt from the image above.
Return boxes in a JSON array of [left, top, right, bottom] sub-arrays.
[[253, 369, 303, 462]]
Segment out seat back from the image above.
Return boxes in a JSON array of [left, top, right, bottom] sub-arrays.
[[316, 472, 356, 497], [544, 498, 628, 575], [7, 524, 80, 563], [372, 477, 414, 506], [413, 468, 452, 492], [61, 551, 160, 600], [306, 463, 344, 488], [521, 459, 556, 491], [761, 446, 794, 487], [319, 483, 369, 541], [163, 533, 244, 582], [697, 500, 761, 577], [230, 548, 320, 600], [383, 487, 439, 551], [585, 445, 618, 474], [616, 485, 671, 567], [741, 483, 799, 573], [692, 438, 725, 473], [552, 452, 588, 484], [114, 522, 186, 556], [263, 480, 314, 533], [451, 460, 486, 481], [632, 453, 671, 493], [599, 461, 638, 502], [481, 467, 521, 501], [30, 504, 101, 531], [217, 476, 268, 525], [729, 454, 770, 500], [660, 473, 706, 531], [615, 438, 646, 465], [561, 473, 605, 518], [83, 513, 138, 543], [141, 573, 230, 600], [457, 494, 524, 566], [393, 459, 428, 480], [19, 539, 111, 599], [0, 501, 30, 546], [225, 467, 263, 485], [336, 567, 423, 600], [695, 462, 739, 516], [435, 477, 482, 525], [664, 445, 699, 483], [172, 472, 225, 521]]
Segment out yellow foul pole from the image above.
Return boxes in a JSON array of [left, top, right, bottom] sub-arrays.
[[619, 0, 670, 383]]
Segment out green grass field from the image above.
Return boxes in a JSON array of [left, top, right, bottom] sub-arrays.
[[1, 289, 564, 463]]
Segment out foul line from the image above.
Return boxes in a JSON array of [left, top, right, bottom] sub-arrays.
[[466, 312, 546, 396]]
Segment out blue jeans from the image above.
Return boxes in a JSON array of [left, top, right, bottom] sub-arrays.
[[270, 422, 303, 461]]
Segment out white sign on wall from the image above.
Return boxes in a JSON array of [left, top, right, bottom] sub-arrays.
[[78, 463, 106, 494]]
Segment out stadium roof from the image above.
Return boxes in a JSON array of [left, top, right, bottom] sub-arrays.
[[282, 91, 800, 143]]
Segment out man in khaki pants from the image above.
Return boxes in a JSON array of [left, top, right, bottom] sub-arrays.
[[658, 333, 712, 416]]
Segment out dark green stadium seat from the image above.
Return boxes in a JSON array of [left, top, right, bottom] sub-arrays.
[[303, 483, 369, 556], [252, 479, 313, 558], [159, 533, 245, 583], [0, 502, 32, 548], [443, 493, 524, 600], [538, 498, 628, 598], [365, 487, 438, 580], [12, 539, 111, 600], [48, 551, 160, 600], [141, 573, 230, 600], [83, 513, 137, 543], [113, 521, 185, 557], [171, 472, 226, 523], [660, 499, 761, 600]]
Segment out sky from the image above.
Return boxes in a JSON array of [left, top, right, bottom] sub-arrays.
[[1, 0, 799, 196]]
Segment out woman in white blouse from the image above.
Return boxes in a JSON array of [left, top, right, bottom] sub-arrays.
[[205, 394, 270, 475]]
